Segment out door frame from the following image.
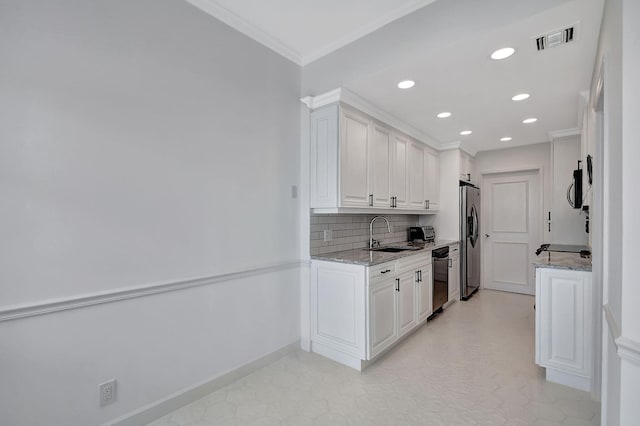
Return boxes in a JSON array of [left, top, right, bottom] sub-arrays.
[[479, 165, 545, 291]]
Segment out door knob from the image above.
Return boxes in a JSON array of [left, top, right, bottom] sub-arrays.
[[485, 234, 490, 238]]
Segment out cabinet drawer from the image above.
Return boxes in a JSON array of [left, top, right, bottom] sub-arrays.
[[369, 261, 396, 282], [397, 252, 431, 272]]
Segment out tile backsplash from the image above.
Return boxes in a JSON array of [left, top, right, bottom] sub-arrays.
[[310, 214, 420, 255]]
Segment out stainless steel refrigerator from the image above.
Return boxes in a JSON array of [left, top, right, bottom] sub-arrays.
[[460, 184, 480, 299]]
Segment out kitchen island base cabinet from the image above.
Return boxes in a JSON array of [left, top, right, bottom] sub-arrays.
[[535, 268, 592, 392], [310, 254, 431, 371]]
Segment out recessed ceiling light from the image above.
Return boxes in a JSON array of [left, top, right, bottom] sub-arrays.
[[460, 130, 472, 136], [397, 80, 415, 89], [500, 137, 513, 142], [512, 93, 530, 101], [522, 118, 538, 124], [491, 47, 515, 60], [437, 112, 452, 118]]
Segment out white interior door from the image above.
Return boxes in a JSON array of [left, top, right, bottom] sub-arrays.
[[483, 170, 541, 295]]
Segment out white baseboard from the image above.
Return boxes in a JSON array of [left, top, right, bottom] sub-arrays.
[[545, 367, 591, 392], [106, 339, 300, 426]]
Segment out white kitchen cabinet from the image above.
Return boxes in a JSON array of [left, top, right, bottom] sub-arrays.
[[535, 267, 593, 391], [397, 270, 418, 338], [408, 142, 426, 209], [309, 103, 439, 214], [459, 150, 476, 184], [391, 133, 410, 208], [340, 107, 370, 207], [448, 244, 460, 302], [424, 149, 440, 211], [310, 250, 433, 370], [416, 263, 433, 323], [370, 122, 392, 208], [369, 277, 398, 357]]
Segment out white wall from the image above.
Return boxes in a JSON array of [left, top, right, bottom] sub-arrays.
[[551, 136, 588, 245], [619, 0, 640, 423], [0, 1, 301, 424], [475, 143, 553, 244], [587, 0, 640, 423]]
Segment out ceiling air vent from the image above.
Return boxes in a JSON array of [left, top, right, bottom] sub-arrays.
[[535, 25, 576, 51]]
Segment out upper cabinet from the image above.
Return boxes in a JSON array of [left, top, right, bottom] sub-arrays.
[[459, 150, 476, 184], [310, 103, 440, 214], [340, 108, 371, 207]]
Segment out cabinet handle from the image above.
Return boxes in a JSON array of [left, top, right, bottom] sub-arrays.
[[467, 173, 471, 182], [394, 196, 397, 208], [448, 258, 452, 268], [415, 271, 420, 282], [418, 270, 422, 282], [369, 194, 373, 207], [396, 278, 400, 292], [380, 269, 391, 274], [425, 200, 430, 210]]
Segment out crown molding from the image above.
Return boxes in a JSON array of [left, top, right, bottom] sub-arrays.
[[548, 127, 581, 141], [299, 0, 437, 65], [438, 141, 477, 157], [186, 0, 436, 67], [301, 88, 441, 150], [185, 0, 302, 65]]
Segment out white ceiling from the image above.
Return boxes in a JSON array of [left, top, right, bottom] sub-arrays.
[[187, 0, 604, 153]]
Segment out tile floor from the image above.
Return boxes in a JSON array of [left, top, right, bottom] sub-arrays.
[[148, 290, 600, 425]]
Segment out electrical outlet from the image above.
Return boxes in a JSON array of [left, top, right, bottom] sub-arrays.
[[291, 185, 298, 199], [99, 379, 117, 407], [323, 229, 333, 242]]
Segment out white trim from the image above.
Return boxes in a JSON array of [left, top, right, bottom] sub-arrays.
[[545, 367, 591, 392], [616, 337, 640, 366], [0, 260, 306, 323], [312, 207, 438, 215], [300, 88, 441, 150], [603, 304, 621, 339], [185, 0, 436, 66], [184, 0, 302, 65], [548, 127, 581, 140], [299, 0, 437, 65], [438, 141, 477, 157], [107, 340, 301, 426]]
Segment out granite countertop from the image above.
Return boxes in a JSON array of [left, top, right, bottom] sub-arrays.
[[311, 240, 459, 266], [533, 251, 592, 272]]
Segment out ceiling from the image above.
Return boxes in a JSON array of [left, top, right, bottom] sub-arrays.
[[186, 0, 604, 153]]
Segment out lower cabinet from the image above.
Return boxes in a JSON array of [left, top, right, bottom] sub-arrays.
[[369, 277, 398, 357], [417, 263, 433, 323], [311, 252, 432, 370], [535, 267, 593, 391]]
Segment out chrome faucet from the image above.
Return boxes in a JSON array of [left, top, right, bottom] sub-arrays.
[[369, 216, 392, 249]]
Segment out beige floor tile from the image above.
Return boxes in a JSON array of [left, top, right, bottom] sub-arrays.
[[147, 290, 601, 426]]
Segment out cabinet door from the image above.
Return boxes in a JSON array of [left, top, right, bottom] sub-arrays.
[[369, 279, 397, 357], [448, 256, 460, 301], [397, 271, 418, 338], [424, 149, 439, 210], [536, 269, 592, 376], [417, 264, 433, 323], [370, 123, 392, 207], [408, 142, 426, 209], [340, 108, 370, 207], [391, 133, 409, 208]]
